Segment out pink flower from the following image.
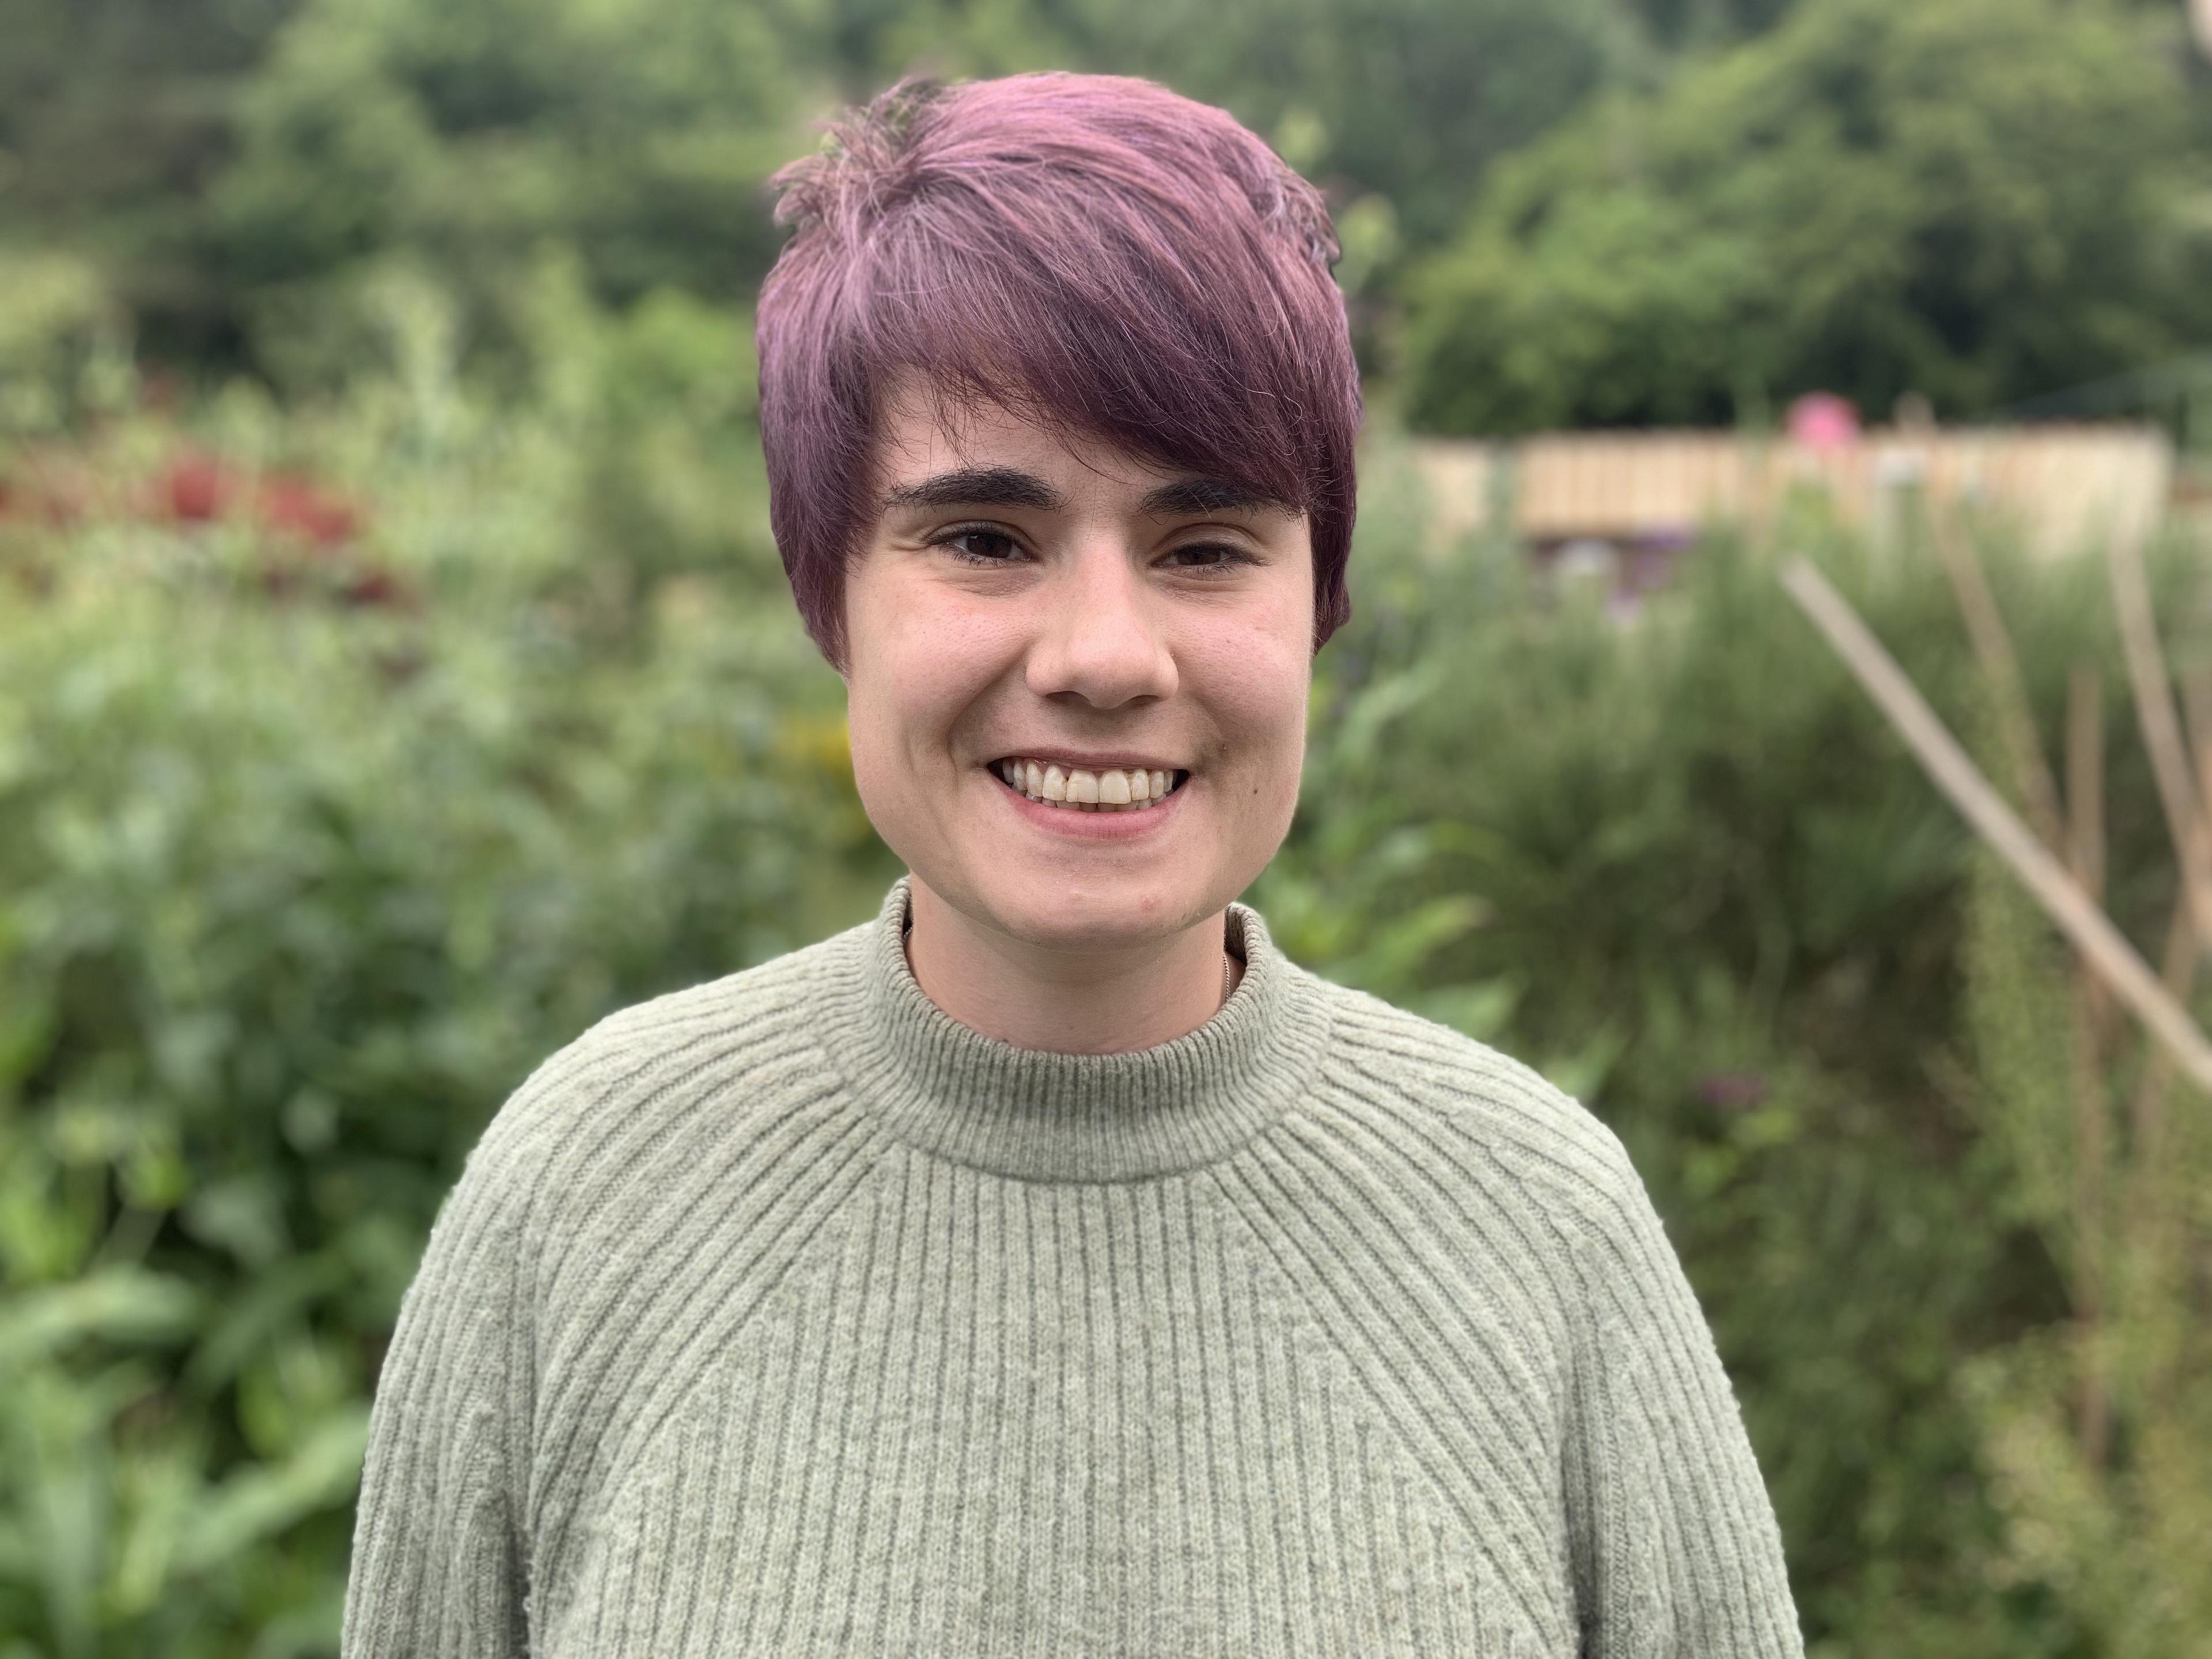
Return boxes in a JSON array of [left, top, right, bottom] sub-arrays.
[[1786, 392, 1861, 451]]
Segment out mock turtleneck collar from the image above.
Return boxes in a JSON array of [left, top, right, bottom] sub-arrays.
[[831, 877, 1332, 1183]]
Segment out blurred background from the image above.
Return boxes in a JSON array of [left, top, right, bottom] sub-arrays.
[[4, 0, 2212, 1653]]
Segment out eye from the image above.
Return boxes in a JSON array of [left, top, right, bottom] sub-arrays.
[[1161, 542, 1254, 570], [931, 527, 1027, 565]]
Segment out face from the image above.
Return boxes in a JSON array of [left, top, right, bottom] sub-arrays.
[[841, 387, 1316, 954]]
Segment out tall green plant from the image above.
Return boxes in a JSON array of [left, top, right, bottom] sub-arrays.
[[1958, 840, 2212, 1658]]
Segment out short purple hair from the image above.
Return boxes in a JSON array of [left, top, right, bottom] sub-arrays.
[[756, 72, 1362, 667]]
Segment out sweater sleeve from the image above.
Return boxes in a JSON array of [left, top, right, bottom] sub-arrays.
[[1560, 1137, 1804, 1659], [341, 1125, 535, 1658]]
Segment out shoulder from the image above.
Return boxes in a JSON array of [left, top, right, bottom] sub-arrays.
[[1289, 966, 1655, 1250], [453, 921, 873, 1237], [545, 925, 855, 1089]]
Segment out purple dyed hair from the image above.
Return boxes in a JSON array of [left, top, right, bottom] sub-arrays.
[[756, 72, 1362, 668]]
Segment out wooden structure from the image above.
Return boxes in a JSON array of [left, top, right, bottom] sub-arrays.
[[1412, 424, 2174, 562]]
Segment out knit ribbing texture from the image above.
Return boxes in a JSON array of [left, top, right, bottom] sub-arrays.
[[343, 878, 1805, 1657]]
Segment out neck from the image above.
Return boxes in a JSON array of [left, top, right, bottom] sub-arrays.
[[903, 877, 1241, 1054]]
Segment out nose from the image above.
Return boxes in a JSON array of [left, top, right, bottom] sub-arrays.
[[1024, 536, 1178, 709]]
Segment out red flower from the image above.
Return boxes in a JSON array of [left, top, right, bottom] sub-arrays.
[[257, 475, 360, 547], [166, 454, 238, 522]]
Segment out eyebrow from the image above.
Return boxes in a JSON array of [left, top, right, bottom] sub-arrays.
[[880, 467, 1066, 512], [878, 467, 1297, 519], [1136, 476, 1296, 518]]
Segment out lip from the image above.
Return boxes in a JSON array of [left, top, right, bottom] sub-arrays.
[[988, 767, 1190, 840]]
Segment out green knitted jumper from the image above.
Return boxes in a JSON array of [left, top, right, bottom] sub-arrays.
[[342, 878, 1803, 1657]]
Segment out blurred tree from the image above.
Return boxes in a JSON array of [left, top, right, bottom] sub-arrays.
[[0, 0, 299, 365], [1401, 0, 2212, 433], [204, 0, 824, 385], [1624, 0, 1801, 46]]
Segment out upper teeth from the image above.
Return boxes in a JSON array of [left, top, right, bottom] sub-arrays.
[[994, 759, 1179, 812]]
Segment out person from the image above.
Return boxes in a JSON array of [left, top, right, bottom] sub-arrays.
[[340, 71, 1804, 1658]]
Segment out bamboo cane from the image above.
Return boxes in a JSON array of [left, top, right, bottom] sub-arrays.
[[2183, 662, 2212, 834], [2105, 529, 2212, 944], [1781, 559, 2212, 1096], [2132, 653, 2212, 1156], [1933, 513, 2066, 849]]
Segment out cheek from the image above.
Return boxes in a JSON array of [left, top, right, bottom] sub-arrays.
[[841, 680, 898, 810], [843, 563, 1021, 775], [1181, 612, 1312, 790]]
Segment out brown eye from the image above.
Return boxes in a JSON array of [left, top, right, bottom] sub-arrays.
[[937, 528, 1025, 564]]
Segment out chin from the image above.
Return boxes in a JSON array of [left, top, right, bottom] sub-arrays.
[[976, 873, 1211, 952]]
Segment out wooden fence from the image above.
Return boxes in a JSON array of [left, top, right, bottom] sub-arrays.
[[1410, 424, 2174, 560]]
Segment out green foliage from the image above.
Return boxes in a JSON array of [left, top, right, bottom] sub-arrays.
[[0, 296, 892, 1652], [1402, 0, 2212, 433], [0, 0, 300, 366], [206, 0, 823, 387], [0, 255, 131, 437], [1955, 695, 2212, 1657]]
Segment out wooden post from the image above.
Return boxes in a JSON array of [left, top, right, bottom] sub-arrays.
[[2105, 529, 2212, 946], [1780, 559, 2212, 1096], [1932, 512, 2066, 848]]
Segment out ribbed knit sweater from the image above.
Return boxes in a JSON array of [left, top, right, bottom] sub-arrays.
[[342, 878, 1803, 1657]]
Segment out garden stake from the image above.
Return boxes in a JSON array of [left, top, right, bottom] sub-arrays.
[[1781, 558, 2212, 1097], [1933, 509, 2066, 849], [2105, 525, 2212, 944]]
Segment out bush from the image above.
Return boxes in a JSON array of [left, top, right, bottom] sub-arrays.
[[0, 304, 892, 1653]]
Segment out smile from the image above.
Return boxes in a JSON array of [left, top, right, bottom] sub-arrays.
[[991, 757, 1188, 813]]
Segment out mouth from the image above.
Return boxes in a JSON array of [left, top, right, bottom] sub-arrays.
[[989, 756, 1190, 813]]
